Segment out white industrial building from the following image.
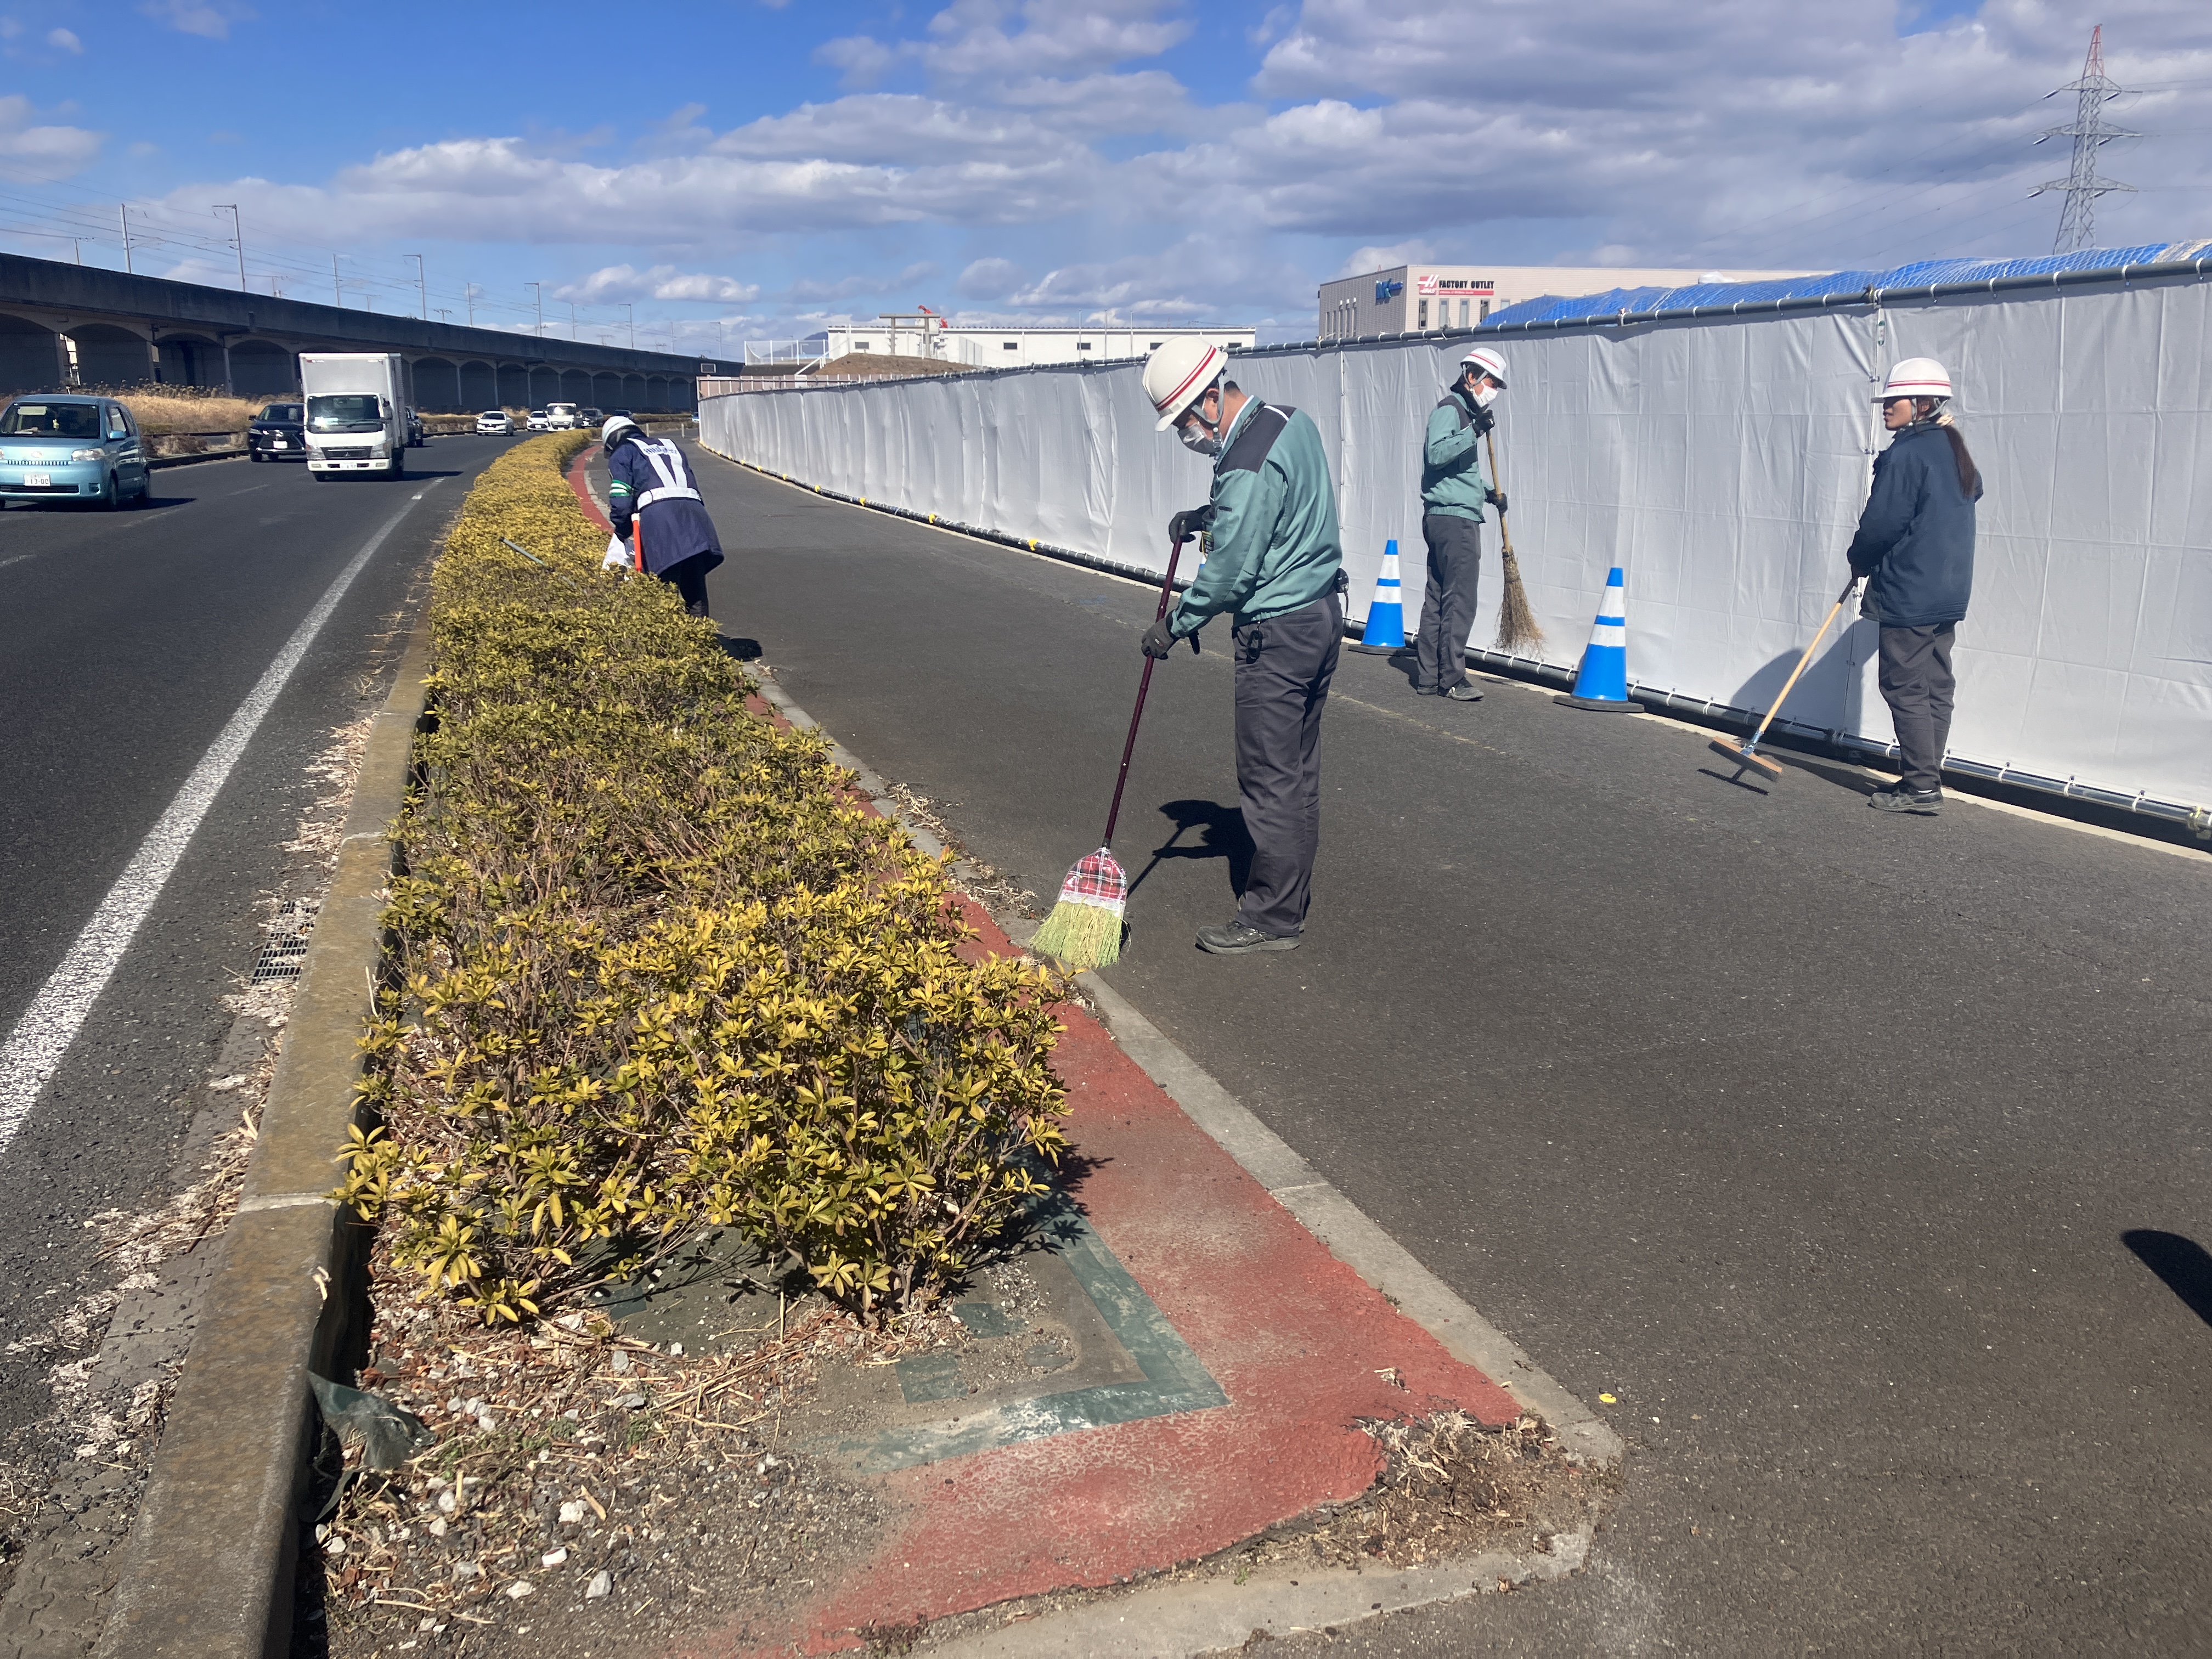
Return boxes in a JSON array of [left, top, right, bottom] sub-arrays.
[[764, 315, 1256, 370], [1317, 263, 1816, 338]]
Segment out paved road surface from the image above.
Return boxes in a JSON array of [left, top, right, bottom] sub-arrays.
[[673, 444, 2212, 1652], [0, 437, 514, 1439]]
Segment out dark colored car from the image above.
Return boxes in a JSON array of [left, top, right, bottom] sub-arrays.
[[249, 402, 306, 462], [579, 406, 605, 427]]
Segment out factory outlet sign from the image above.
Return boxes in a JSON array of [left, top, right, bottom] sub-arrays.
[[1417, 276, 1498, 296]]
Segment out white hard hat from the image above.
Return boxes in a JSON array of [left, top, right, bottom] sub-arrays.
[[1144, 338, 1228, 431], [601, 414, 640, 447], [1881, 358, 1951, 401], [1460, 346, 1508, 388]]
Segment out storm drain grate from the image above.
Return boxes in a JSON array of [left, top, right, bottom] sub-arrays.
[[250, 899, 320, 984]]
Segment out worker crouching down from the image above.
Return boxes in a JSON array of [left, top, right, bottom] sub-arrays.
[[1141, 340, 1346, 956], [602, 415, 723, 618]]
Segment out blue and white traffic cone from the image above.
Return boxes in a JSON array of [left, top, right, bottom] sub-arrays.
[[1347, 538, 1407, 654], [1554, 565, 1640, 712]]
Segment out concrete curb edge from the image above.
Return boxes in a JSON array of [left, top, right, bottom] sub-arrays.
[[93, 617, 434, 1659]]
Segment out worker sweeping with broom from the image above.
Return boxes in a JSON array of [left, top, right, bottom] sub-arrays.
[[1029, 340, 1345, 966], [1414, 345, 1515, 700]]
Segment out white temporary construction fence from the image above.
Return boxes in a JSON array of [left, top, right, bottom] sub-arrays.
[[698, 262, 2212, 827]]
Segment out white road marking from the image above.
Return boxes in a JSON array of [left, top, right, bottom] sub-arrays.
[[0, 493, 425, 1155], [0, 554, 33, 570]]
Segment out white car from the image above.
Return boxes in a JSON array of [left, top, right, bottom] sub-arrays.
[[475, 410, 514, 435], [526, 409, 552, 432]]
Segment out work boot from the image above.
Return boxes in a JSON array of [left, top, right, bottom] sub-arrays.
[[1195, 918, 1301, 955], [1442, 682, 1484, 702], [1868, 785, 1942, 815], [685, 599, 710, 619]]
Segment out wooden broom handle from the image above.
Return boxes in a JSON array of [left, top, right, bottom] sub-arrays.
[[1746, 575, 1861, 747], [1101, 533, 1189, 847], [1483, 426, 1515, 558]]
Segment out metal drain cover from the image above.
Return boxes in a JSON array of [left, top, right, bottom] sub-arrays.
[[250, 900, 320, 984]]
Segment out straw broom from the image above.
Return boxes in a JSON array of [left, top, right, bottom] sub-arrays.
[[1486, 426, 1544, 655], [1030, 531, 1195, 972]]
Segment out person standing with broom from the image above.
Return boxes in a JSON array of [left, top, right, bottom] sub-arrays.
[[1413, 346, 1513, 700], [1138, 340, 1346, 956], [1847, 357, 1982, 815]]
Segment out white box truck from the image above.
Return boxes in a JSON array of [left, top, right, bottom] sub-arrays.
[[301, 353, 411, 480], [545, 401, 580, 430]]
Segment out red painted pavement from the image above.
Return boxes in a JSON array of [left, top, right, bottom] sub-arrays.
[[694, 898, 1522, 1656]]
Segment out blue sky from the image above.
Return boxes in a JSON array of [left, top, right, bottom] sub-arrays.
[[3, 0, 2207, 352]]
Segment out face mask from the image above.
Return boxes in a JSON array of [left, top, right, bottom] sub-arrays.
[[1178, 421, 1220, 456], [1472, 385, 1500, 410]]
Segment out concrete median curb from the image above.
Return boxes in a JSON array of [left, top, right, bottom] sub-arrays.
[[93, 619, 432, 1659]]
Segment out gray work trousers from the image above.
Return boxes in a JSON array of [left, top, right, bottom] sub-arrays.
[[1415, 512, 1481, 693], [1878, 623, 1956, 792], [1232, 593, 1343, 937]]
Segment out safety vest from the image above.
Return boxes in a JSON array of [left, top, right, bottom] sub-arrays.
[[632, 438, 702, 510]]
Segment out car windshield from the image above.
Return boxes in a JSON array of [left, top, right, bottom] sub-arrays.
[[308, 394, 383, 431], [480, 410, 505, 419], [1, 402, 101, 438], [261, 404, 302, 424]]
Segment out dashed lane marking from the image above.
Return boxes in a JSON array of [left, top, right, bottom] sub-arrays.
[[0, 492, 427, 1155]]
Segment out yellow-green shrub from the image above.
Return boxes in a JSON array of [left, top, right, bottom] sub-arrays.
[[334, 434, 1068, 1324]]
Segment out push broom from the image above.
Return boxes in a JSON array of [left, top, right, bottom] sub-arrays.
[[1711, 573, 1861, 781], [1030, 532, 1198, 972], [1485, 427, 1544, 655]]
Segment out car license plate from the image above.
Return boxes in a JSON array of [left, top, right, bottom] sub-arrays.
[[272, 440, 287, 448], [24, 471, 50, 488]]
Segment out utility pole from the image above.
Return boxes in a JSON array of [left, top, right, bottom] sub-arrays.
[[527, 281, 544, 337], [466, 283, 477, 326], [435, 308, 452, 324], [623, 303, 634, 348], [405, 253, 427, 319], [119, 204, 134, 274], [2032, 26, 2138, 254], [215, 204, 246, 290], [333, 255, 342, 306], [568, 301, 578, 341]]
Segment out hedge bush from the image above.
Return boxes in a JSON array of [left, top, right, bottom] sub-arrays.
[[334, 433, 1068, 1324]]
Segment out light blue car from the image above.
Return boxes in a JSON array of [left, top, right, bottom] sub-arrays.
[[0, 394, 152, 510]]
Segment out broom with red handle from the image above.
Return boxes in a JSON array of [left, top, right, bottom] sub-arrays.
[[1030, 531, 1196, 971]]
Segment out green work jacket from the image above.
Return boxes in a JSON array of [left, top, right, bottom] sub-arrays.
[[1420, 389, 1491, 522], [1169, 398, 1344, 637]]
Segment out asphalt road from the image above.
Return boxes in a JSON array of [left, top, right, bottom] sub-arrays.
[[0, 436, 517, 1440], [673, 445, 2212, 1652]]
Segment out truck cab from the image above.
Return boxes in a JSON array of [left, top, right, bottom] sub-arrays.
[[545, 402, 580, 430]]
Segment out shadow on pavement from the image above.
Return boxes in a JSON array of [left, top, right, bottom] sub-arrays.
[[718, 635, 764, 662], [2122, 1231, 2212, 1329], [1126, 798, 1252, 900]]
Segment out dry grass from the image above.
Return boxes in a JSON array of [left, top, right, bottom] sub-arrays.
[[100, 385, 276, 435]]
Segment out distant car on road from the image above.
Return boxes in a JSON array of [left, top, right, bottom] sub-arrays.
[[579, 406, 604, 428], [526, 410, 552, 432], [545, 402, 580, 430], [249, 401, 306, 462], [0, 394, 150, 509], [476, 410, 515, 435]]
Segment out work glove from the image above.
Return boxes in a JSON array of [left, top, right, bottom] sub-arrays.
[[1485, 487, 1508, 516], [1140, 617, 1179, 659], [1169, 504, 1215, 545], [1470, 403, 1496, 437], [601, 533, 631, 571]]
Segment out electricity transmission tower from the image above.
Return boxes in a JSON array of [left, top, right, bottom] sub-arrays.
[[2032, 26, 2137, 253]]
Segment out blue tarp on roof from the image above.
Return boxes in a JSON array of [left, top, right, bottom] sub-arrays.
[[1483, 241, 2210, 329]]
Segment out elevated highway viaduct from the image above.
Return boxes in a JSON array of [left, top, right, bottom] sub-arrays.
[[0, 252, 714, 411]]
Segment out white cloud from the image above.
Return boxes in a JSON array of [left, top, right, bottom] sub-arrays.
[[957, 257, 1027, 298], [555, 263, 762, 303], [140, 0, 255, 38], [47, 27, 84, 52], [0, 95, 103, 175]]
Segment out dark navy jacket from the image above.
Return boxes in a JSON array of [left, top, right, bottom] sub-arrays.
[[607, 436, 724, 579], [1846, 420, 1980, 629]]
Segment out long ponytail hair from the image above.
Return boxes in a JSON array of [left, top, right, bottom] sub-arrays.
[[1932, 409, 1980, 498]]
